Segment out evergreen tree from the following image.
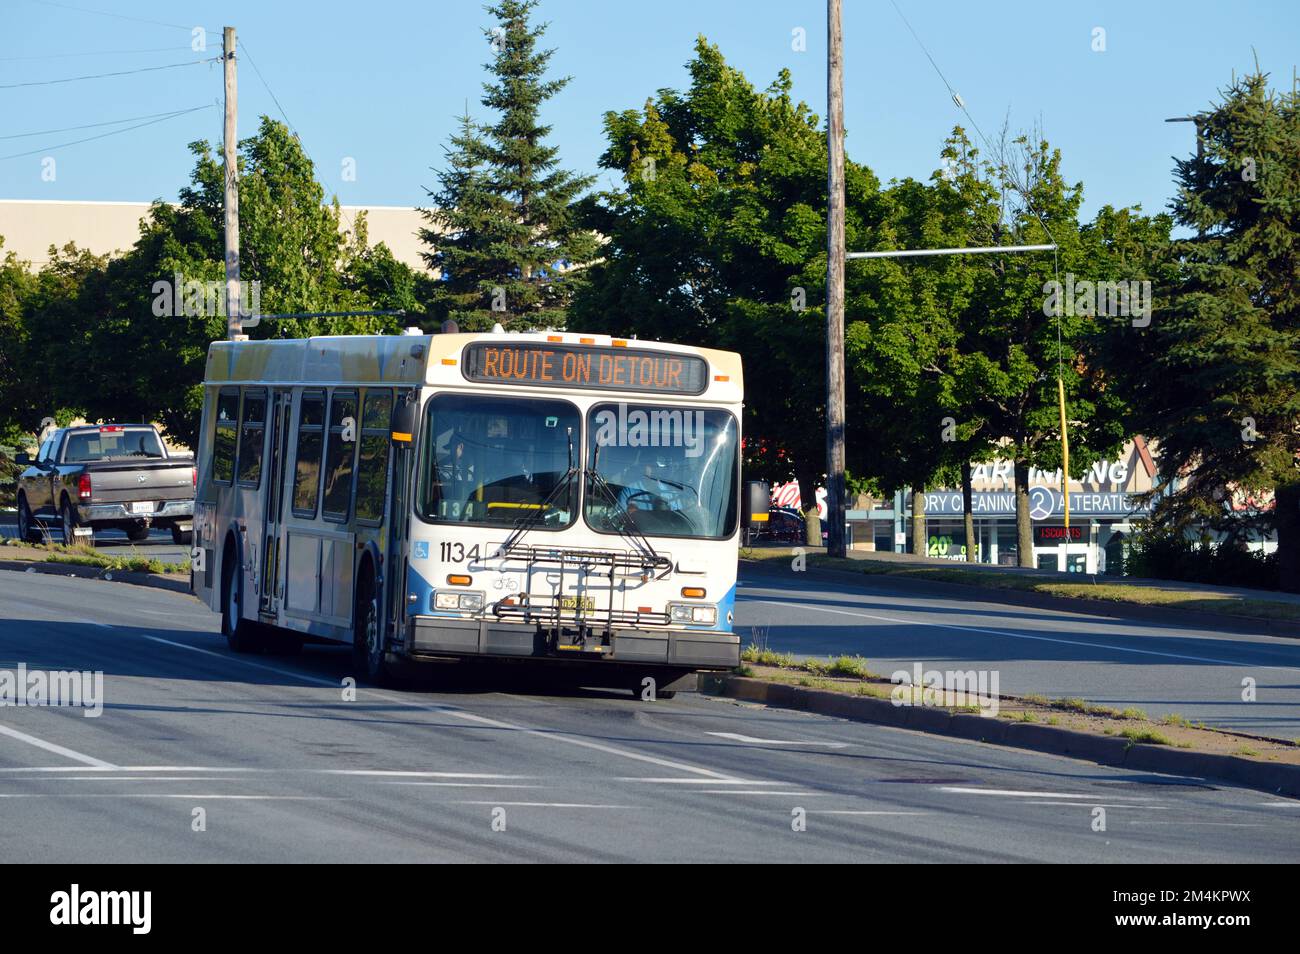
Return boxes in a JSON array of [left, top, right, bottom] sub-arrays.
[[424, 0, 596, 330], [420, 113, 503, 325], [1115, 69, 1300, 589]]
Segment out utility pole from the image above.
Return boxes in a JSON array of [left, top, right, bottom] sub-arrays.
[[825, 0, 847, 558], [223, 26, 243, 340]]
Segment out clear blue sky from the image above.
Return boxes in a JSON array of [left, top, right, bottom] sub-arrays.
[[2, 0, 1298, 223]]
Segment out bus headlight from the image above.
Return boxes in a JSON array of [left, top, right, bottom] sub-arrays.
[[434, 591, 485, 612], [669, 603, 717, 626]]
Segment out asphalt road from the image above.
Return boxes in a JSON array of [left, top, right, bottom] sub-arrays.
[[1, 569, 1298, 863], [737, 561, 1300, 741]]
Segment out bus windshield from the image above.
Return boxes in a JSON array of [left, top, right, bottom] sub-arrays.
[[417, 393, 579, 529], [585, 403, 738, 539]]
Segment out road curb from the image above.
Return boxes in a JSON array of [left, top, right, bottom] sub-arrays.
[[700, 673, 1300, 798], [741, 557, 1300, 640], [0, 557, 191, 596]]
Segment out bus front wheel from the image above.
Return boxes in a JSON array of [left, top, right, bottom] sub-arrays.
[[352, 567, 390, 684]]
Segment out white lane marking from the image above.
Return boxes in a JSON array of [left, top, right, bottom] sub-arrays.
[[746, 599, 1300, 672], [1260, 801, 1300, 807], [615, 777, 783, 785], [940, 786, 1160, 802], [707, 731, 850, 748], [0, 794, 335, 800], [323, 770, 531, 779], [0, 723, 117, 768], [1, 776, 227, 782], [695, 790, 831, 796], [450, 801, 628, 808], [811, 810, 930, 816], [1015, 801, 1171, 810], [1128, 821, 1261, 826], [383, 782, 544, 789], [141, 635, 742, 781]]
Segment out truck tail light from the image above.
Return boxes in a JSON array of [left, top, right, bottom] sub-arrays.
[[78, 473, 92, 500]]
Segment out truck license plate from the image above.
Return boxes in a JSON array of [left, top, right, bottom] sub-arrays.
[[558, 595, 595, 612], [130, 501, 154, 515]]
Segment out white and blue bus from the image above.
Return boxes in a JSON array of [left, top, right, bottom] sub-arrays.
[[191, 329, 763, 695]]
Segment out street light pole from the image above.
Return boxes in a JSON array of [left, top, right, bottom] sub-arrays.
[[825, 0, 848, 559]]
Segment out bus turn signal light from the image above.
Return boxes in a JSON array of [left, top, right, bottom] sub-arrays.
[[681, 587, 706, 599], [447, 574, 472, 586]]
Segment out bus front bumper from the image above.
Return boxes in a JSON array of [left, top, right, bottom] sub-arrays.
[[406, 617, 740, 670]]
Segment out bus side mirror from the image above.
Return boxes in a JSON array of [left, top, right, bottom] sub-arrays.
[[390, 393, 417, 444], [742, 480, 770, 529]]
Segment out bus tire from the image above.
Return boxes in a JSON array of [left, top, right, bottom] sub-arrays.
[[352, 563, 389, 684], [221, 542, 264, 653]]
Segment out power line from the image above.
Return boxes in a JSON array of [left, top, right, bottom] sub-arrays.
[[0, 106, 216, 140], [0, 45, 196, 62], [238, 38, 361, 238], [885, 0, 1057, 249], [0, 56, 220, 89], [0, 104, 216, 160], [23, 0, 209, 33]]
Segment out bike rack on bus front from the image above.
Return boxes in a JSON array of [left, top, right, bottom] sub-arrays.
[[490, 543, 674, 645]]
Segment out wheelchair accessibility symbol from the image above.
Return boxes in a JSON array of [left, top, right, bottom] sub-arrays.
[[1028, 486, 1057, 521]]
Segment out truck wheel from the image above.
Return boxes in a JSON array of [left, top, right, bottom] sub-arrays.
[[17, 496, 43, 543], [60, 500, 89, 548], [171, 525, 192, 546], [221, 546, 264, 653], [126, 524, 150, 542]]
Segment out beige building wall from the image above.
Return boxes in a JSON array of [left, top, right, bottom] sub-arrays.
[[0, 199, 428, 270]]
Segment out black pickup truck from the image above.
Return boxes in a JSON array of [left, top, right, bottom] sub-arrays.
[[15, 424, 194, 545]]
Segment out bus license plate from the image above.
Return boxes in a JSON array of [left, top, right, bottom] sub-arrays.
[[559, 596, 595, 612]]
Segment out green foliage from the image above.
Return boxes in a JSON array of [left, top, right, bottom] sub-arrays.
[[1126, 527, 1279, 590], [0, 118, 422, 449], [573, 36, 886, 502], [1106, 68, 1300, 589], [422, 0, 596, 330]]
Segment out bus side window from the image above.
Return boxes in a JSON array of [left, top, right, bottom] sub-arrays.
[[355, 389, 392, 524], [212, 389, 240, 484], [236, 388, 267, 487], [322, 390, 359, 521], [292, 390, 326, 517]]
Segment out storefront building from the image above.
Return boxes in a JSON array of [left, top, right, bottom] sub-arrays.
[[846, 438, 1160, 575]]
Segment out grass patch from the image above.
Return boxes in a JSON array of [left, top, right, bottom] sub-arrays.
[[740, 645, 878, 681], [1120, 728, 1171, 746], [3, 538, 188, 575]]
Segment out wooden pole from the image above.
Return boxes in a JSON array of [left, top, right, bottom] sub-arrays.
[[825, 0, 847, 558], [223, 26, 242, 340]]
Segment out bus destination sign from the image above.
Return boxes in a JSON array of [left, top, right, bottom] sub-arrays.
[[461, 342, 709, 395]]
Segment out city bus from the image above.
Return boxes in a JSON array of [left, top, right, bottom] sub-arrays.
[[191, 328, 763, 695]]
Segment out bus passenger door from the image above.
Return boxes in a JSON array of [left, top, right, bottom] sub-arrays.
[[260, 389, 292, 617], [384, 392, 416, 645]]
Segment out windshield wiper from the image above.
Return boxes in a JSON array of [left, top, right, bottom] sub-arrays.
[[587, 444, 666, 571], [495, 427, 577, 558]]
